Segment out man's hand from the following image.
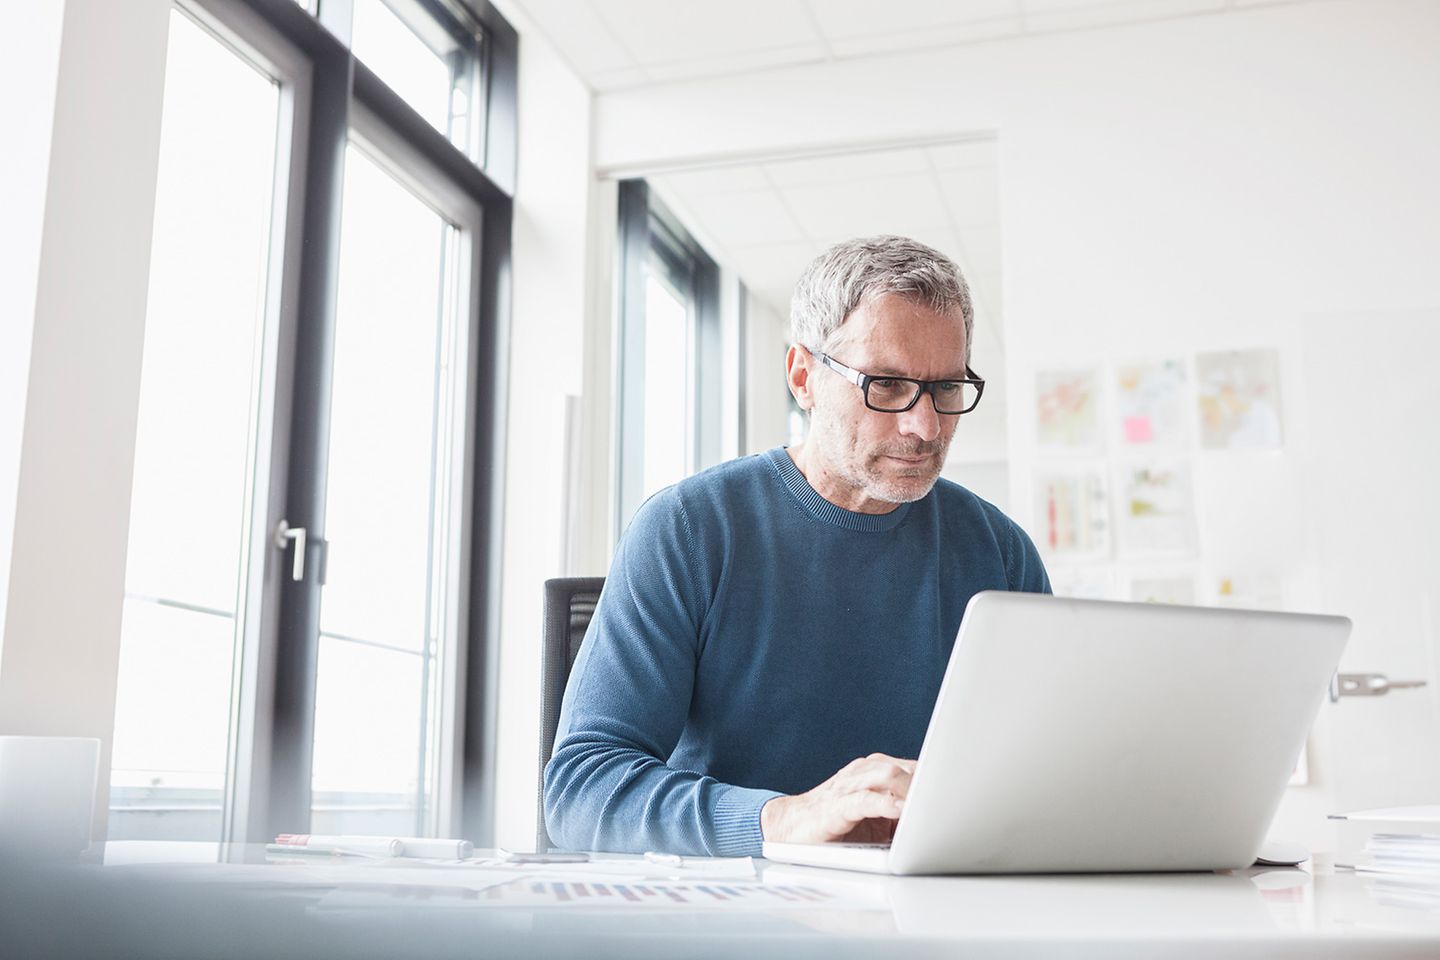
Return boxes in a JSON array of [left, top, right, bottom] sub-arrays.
[[760, 753, 916, 844]]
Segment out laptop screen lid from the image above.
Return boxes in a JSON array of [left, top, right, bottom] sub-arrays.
[[880, 591, 1349, 875]]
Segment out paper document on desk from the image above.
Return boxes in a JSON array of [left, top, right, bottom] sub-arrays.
[[405, 854, 758, 881], [401, 875, 885, 910]]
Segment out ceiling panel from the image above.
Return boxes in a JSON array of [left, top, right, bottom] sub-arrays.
[[765, 148, 933, 188], [510, 0, 1326, 93], [590, 0, 822, 65], [782, 172, 951, 240], [1021, 0, 1225, 32], [643, 43, 828, 84], [680, 188, 807, 247], [927, 140, 998, 171], [827, 16, 1024, 57], [656, 166, 773, 196], [936, 173, 1001, 228], [809, 0, 1021, 37]]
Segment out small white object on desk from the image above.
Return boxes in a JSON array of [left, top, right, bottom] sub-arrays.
[[270, 834, 474, 859]]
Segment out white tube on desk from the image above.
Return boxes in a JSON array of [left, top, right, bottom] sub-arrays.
[[273, 834, 473, 859], [273, 834, 403, 857], [398, 838, 473, 859]]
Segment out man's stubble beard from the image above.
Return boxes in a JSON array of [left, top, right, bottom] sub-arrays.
[[814, 412, 954, 506]]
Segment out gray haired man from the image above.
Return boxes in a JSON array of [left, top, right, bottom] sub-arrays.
[[545, 236, 1051, 857]]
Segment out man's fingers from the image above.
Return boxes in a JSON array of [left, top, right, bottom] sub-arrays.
[[839, 789, 904, 826], [842, 756, 915, 798]]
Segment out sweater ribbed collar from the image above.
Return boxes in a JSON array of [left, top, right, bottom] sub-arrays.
[[765, 447, 914, 532]]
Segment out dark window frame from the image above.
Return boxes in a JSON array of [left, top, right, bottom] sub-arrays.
[[614, 179, 722, 540], [188, 0, 516, 846]]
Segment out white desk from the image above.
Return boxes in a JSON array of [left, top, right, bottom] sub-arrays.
[[1, 842, 1437, 958]]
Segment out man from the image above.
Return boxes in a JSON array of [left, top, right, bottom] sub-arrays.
[[545, 235, 1050, 856]]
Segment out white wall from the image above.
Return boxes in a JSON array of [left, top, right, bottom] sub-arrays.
[[0, 0, 67, 659], [742, 294, 791, 456], [488, 0, 597, 851], [0, 0, 171, 844], [586, 0, 1440, 849]]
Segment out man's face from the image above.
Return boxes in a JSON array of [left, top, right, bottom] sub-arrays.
[[795, 293, 968, 513]]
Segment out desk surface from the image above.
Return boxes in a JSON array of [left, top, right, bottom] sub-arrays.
[[2, 842, 1438, 959]]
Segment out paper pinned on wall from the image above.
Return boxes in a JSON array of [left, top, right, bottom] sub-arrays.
[[1114, 461, 1196, 558], [1033, 467, 1110, 561], [1115, 359, 1186, 448], [1196, 349, 1283, 449], [1036, 369, 1102, 451]]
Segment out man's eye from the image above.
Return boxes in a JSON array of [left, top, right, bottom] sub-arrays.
[[934, 382, 962, 395], [872, 378, 901, 389]]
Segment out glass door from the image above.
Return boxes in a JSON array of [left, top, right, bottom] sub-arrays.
[[307, 130, 480, 838]]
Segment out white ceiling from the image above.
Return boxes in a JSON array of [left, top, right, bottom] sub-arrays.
[[510, 0, 1311, 93], [650, 139, 1007, 374]]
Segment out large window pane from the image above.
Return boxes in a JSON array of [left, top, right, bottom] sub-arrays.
[[641, 267, 691, 500], [311, 143, 458, 835], [350, 0, 478, 153], [109, 10, 279, 840]]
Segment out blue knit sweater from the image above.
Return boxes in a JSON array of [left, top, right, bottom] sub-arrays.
[[544, 447, 1050, 857]]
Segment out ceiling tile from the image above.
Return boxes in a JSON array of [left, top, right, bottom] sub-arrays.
[[764, 148, 932, 188], [827, 15, 1024, 56], [808, 0, 1022, 38], [654, 166, 773, 196], [955, 226, 1002, 274], [927, 140, 998, 171], [518, 0, 635, 74], [642, 43, 827, 84], [936, 171, 1001, 227], [681, 189, 807, 246], [587, 66, 652, 91], [725, 241, 818, 297], [591, 0, 821, 66], [1022, 0, 1225, 32], [782, 172, 951, 240]]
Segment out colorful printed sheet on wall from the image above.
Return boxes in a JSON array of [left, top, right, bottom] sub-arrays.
[[1115, 359, 1186, 447], [1034, 468, 1110, 561], [1196, 349, 1283, 449], [1114, 461, 1196, 557], [1036, 369, 1101, 450]]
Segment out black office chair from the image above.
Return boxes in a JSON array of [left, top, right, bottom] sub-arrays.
[[536, 576, 605, 852]]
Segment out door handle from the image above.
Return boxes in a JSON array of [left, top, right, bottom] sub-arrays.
[[1330, 673, 1429, 701], [273, 520, 307, 582]]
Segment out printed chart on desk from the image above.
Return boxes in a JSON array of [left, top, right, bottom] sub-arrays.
[[479, 878, 866, 909]]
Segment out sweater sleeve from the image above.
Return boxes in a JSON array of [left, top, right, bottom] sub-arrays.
[[543, 489, 781, 856], [1005, 519, 1053, 595]]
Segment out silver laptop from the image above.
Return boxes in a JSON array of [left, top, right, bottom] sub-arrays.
[[763, 591, 1350, 875]]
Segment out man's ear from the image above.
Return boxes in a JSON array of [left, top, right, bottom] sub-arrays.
[[786, 344, 815, 411]]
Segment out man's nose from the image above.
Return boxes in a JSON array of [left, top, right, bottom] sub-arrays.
[[896, 392, 942, 442]]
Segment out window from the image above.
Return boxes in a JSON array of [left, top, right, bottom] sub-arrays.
[[349, 0, 484, 158], [109, 7, 282, 840], [310, 133, 480, 837], [106, 0, 517, 845], [615, 180, 721, 535]]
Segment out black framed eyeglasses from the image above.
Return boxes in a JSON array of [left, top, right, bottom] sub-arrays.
[[816, 352, 985, 415]]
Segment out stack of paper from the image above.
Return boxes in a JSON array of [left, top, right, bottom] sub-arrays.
[[1330, 806, 1440, 906], [1356, 833, 1440, 880]]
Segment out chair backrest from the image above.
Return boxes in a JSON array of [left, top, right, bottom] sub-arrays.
[[537, 576, 605, 852]]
